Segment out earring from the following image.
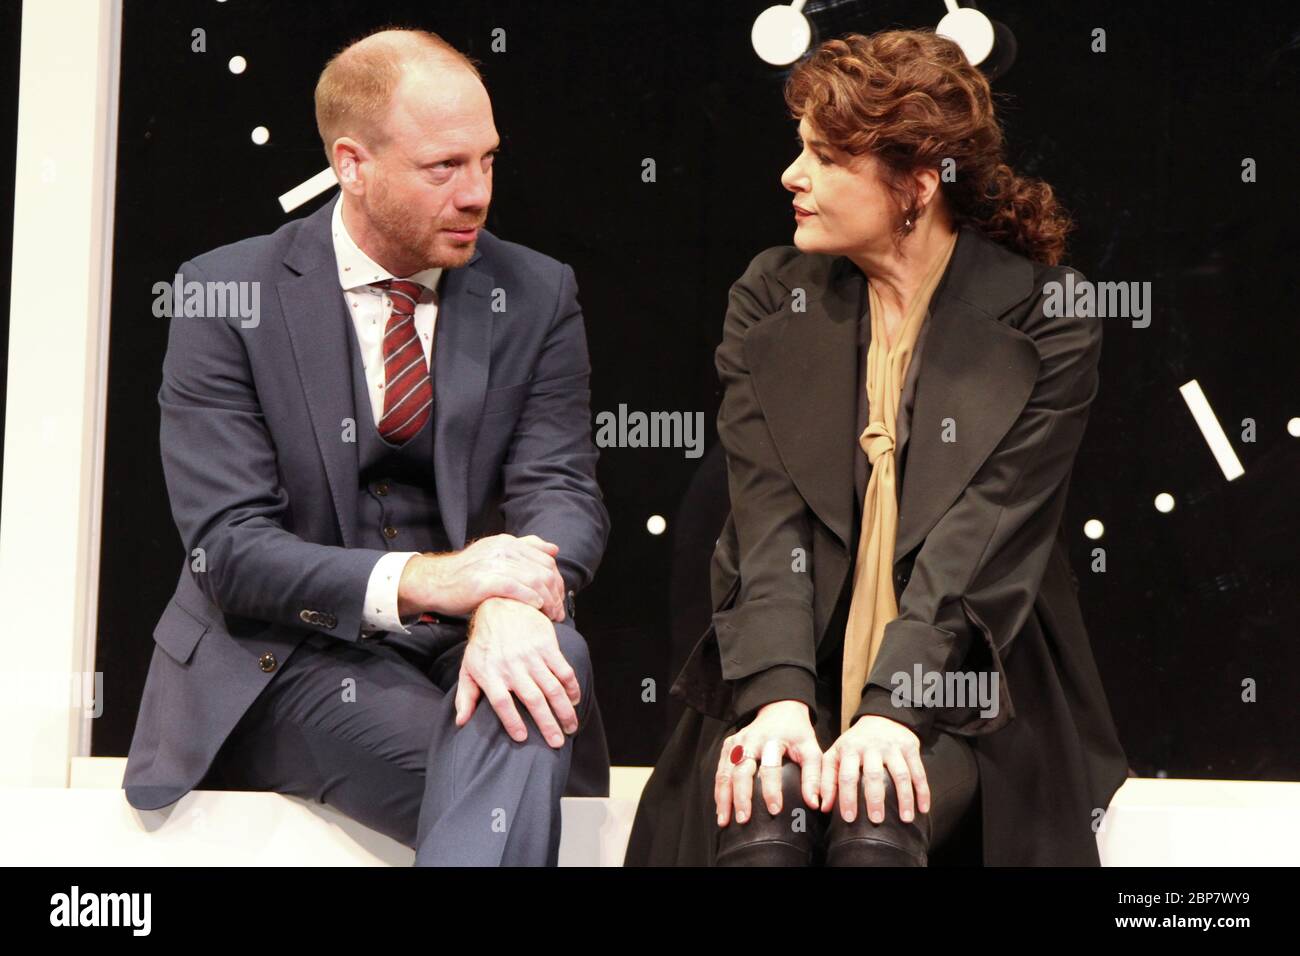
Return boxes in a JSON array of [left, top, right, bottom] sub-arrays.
[[902, 202, 923, 235]]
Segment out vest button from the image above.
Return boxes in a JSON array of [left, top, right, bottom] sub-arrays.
[[383, 525, 398, 539], [374, 482, 389, 496], [258, 652, 278, 673]]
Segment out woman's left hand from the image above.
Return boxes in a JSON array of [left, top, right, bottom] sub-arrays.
[[820, 715, 931, 825]]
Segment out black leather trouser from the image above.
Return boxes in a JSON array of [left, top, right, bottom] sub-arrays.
[[714, 680, 980, 867]]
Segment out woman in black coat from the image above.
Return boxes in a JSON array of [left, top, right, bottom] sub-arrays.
[[624, 30, 1128, 866]]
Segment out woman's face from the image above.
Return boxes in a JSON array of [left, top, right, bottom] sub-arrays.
[[781, 117, 900, 257]]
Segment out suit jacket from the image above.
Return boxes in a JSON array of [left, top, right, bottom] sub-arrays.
[[123, 197, 610, 810], [630, 224, 1129, 866]]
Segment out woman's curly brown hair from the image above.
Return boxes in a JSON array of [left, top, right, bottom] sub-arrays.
[[785, 29, 1073, 265]]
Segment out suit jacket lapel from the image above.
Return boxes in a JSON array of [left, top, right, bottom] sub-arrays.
[[278, 195, 493, 551], [432, 263, 494, 550], [279, 200, 364, 548]]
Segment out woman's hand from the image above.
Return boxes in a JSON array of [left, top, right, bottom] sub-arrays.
[[715, 700, 822, 826], [820, 715, 930, 825]]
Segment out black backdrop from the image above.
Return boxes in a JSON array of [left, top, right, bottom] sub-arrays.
[[87, 0, 1298, 777]]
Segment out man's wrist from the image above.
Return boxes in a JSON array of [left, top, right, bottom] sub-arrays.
[[397, 553, 435, 618]]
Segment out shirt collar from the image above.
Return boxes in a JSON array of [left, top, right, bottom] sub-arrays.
[[331, 194, 443, 297]]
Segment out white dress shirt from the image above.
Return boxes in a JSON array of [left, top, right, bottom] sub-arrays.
[[330, 195, 444, 636]]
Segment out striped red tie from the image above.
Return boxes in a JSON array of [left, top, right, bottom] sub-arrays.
[[373, 278, 433, 445]]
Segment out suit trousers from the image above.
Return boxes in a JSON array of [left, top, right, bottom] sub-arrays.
[[715, 675, 981, 866], [197, 619, 599, 866]]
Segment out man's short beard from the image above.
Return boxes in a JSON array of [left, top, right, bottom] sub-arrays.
[[369, 178, 476, 271], [373, 203, 438, 269]]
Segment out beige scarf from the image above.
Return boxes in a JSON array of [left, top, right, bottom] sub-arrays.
[[840, 230, 958, 733]]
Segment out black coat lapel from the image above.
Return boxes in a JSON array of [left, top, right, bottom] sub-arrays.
[[894, 227, 1041, 559], [745, 226, 1042, 565], [746, 255, 864, 550]]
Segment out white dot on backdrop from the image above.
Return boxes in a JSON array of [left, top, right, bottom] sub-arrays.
[[646, 515, 666, 536], [751, 5, 812, 66], [1083, 519, 1105, 540], [228, 55, 247, 74], [251, 126, 269, 145], [1288, 417, 1300, 437], [1154, 493, 1175, 513]]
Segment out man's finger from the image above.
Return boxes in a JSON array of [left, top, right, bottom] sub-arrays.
[[525, 655, 578, 735], [488, 575, 549, 612], [507, 540, 563, 577], [504, 549, 565, 603], [515, 535, 560, 554], [539, 640, 581, 707], [501, 553, 561, 600], [507, 662, 566, 748], [497, 553, 563, 620], [454, 669, 481, 727], [478, 670, 528, 743]]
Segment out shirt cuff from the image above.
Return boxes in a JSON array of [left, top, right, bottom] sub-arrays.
[[362, 551, 419, 635]]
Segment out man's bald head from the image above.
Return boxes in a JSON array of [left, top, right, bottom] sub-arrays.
[[316, 28, 497, 275], [315, 28, 483, 170]]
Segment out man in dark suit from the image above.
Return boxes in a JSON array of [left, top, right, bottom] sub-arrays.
[[123, 28, 610, 866]]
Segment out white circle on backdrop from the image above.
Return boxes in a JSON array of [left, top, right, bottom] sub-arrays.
[[936, 7, 996, 66], [251, 126, 269, 145], [1083, 519, 1105, 540], [646, 514, 666, 536], [1154, 493, 1175, 513], [1287, 417, 1300, 437], [752, 5, 812, 67], [228, 55, 247, 74]]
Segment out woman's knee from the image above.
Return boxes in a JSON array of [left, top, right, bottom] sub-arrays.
[[715, 761, 820, 866], [822, 733, 980, 866], [824, 772, 931, 867]]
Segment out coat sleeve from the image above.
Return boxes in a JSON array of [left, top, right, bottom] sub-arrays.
[[712, 248, 820, 722], [158, 258, 391, 641], [853, 266, 1103, 746], [498, 262, 610, 599]]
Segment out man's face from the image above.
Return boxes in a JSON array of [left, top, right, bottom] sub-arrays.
[[345, 63, 499, 274]]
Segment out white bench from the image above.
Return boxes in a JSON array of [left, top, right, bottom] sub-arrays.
[[0, 758, 1293, 865]]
